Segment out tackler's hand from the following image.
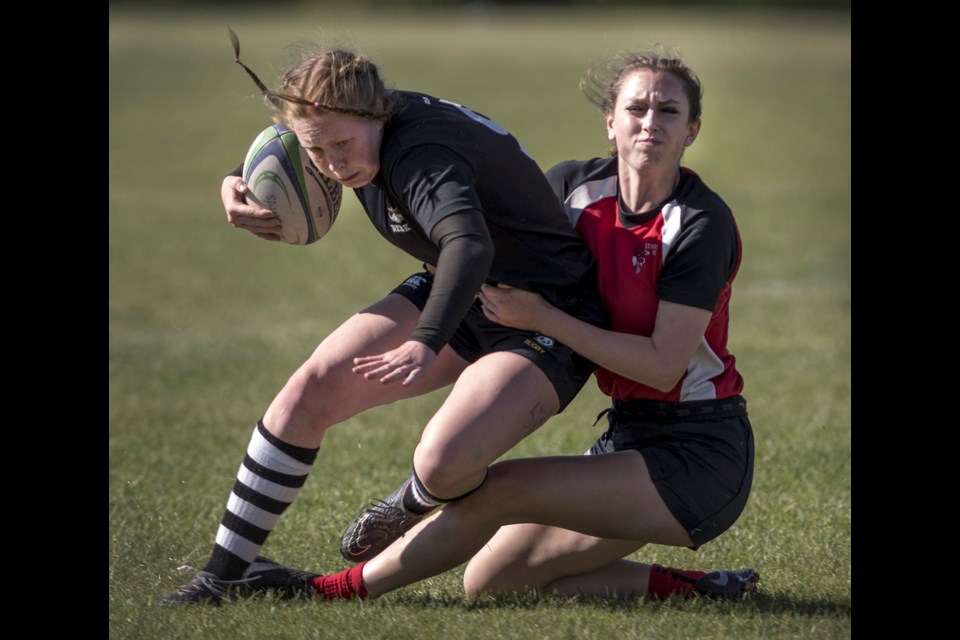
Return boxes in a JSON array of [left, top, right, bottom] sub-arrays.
[[479, 284, 552, 332]]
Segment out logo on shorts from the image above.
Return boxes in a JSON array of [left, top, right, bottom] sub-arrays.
[[522, 335, 555, 353], [535, 335, 555, 348], [401, 275, 429, 290]]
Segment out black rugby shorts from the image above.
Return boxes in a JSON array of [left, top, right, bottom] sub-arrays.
[[588, 396, 754, 548], [390, 271, 605, 410]]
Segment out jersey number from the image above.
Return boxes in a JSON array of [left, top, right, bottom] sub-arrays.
[[437, 98, 534, 160]]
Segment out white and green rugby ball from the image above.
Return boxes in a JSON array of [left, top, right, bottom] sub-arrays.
[[242, 124, 342, 245]]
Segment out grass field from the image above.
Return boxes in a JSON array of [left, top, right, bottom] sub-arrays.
[[109, 4, 851, 639]]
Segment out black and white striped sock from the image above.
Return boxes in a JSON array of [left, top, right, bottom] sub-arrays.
[[202, 420, 318, 579]]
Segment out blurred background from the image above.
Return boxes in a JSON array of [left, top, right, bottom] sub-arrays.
[[110, 2, 850, 637]]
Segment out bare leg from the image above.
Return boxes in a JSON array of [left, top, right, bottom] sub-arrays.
[[360, 450, 689, 596], [411, 351, 560, 500], [462, 452, 691, 597], [262, 294, 469, 448], [337, 350, 564, 563], [465, 526, 656, 597], [160, 294, 469, 597]]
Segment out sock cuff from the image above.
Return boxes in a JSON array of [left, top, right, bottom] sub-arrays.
[[312, 561, 369, 600], [412, 467, 488, 504], [256, 420, 319, 465], [348, 562, 369, 599]]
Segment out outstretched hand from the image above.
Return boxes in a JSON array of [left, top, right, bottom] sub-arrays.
[[353, 340, 437, 386], [221, 175, 284, 241]]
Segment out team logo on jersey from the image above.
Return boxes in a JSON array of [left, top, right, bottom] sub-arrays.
[[631, 243, 659, 274], [387, 205, 412, 233]]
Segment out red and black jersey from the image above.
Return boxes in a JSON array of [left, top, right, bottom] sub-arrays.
[[546, 156, 744, 402]]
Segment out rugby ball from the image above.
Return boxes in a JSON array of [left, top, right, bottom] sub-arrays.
[[242, 124, 342, 245]]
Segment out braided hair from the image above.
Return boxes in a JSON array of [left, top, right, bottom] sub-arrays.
[[229, 28, 398, 127]]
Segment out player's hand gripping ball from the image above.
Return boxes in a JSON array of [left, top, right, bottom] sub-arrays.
[[242, 124, 342, 245]]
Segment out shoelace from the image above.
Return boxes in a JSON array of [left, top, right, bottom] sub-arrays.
[[367, 499, 410, 519], [367, 499, 404, 514], [358, 500, 420, 532]]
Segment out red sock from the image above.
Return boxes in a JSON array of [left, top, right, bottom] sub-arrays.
[[646, 564, 705, 600], [308, 562, 369, 600]]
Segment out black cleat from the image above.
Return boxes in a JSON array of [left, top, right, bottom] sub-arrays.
[[243, 556, 319, 600], [340, 478, 425, 562], [156, 556, 318, 605], [694, 568, 760, 598], [155, 571, 255, 606]]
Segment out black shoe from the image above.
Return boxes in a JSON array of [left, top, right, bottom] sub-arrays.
[[155, 571, 255, 606], [340, 478, 426, 562], [694, 568, 760, 598], [155, 556, 318, 605], [242, 556, 319, 600]]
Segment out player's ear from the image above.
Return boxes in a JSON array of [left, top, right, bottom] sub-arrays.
[[684, 119, 701, 147]]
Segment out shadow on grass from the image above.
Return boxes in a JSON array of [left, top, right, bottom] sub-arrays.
[[380, 591, 851, 618], [241, 585, 850, 619]]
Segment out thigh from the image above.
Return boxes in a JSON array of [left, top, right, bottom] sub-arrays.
[[598, 414, 755, 548], [464, 523, 641, 595], [461, 452, 690, 592], [263, 293, 468, 442], [413, 352, 560, 489]]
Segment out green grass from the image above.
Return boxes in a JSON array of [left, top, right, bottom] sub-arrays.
[[109, 5, 850, 639]]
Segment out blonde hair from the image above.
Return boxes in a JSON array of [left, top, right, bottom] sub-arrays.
[[229, 28, 398, 127]]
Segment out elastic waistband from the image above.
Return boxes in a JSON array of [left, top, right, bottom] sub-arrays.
[[608, 396, 747, 421]]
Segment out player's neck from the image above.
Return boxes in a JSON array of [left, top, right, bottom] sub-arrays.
[[618, 166, 680, 214]]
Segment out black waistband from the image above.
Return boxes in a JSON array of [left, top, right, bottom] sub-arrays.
[[605, 396, 747, 421]]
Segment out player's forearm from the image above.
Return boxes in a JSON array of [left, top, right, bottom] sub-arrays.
[[539, 309, 680, 392]]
